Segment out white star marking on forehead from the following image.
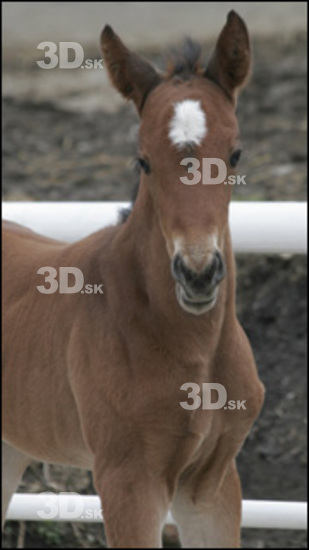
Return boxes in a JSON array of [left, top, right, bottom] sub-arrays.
[[168, 99, 207, 149]]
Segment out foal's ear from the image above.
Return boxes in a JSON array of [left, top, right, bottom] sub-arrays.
[[205, 11, 250, 103], [101, 25, 161, 114]]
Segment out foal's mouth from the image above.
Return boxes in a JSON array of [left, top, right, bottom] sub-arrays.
[[175, 282, 218, 315]]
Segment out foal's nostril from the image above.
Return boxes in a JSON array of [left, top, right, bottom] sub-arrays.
[[172, 254, 191, 286], [212, 250, 226, 284], [196, 251, 225, 290], [172, 254, 182, 280]]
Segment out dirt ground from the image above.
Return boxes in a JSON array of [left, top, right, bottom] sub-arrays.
[[2, 31, 307, 549]]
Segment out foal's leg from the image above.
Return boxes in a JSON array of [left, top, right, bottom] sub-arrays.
[[172, 460, 242, 548], [2, 441, 32, 527], [94, 466, 170, 548]]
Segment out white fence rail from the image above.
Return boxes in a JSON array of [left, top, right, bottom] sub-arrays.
[[3, 201, 307, 531], [2, 201, 307, 254], [6, 494, 308, 530]]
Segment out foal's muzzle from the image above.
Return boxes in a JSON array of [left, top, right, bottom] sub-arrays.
[[172, 250, 226, 314]]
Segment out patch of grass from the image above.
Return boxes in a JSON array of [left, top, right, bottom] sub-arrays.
[[34, 522, 64, 546]]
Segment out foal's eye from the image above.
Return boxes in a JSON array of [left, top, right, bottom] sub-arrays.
[[137, 157, 151, 174], [229, 149, 242, 168]]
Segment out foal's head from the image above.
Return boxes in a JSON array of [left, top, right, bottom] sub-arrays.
[[101, 11, 250, 315]]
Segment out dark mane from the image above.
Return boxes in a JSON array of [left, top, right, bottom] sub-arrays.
[[118, 180, 139, 223], [166, 38, 204, 80]]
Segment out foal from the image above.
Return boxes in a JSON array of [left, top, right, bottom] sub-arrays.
[[3, 11, 264, 547]]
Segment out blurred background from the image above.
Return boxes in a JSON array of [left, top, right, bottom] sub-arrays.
[[2, 2, 307, 548]]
